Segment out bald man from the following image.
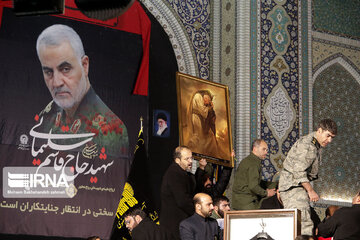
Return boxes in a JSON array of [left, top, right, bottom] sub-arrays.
[[232, 139, 276, 210], [179, 193, 222, 240]]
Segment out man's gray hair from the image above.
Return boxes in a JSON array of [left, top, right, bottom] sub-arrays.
[[36, 24, 85, 62], [173, 146, 190, 160], [252, 139, 265, 150]]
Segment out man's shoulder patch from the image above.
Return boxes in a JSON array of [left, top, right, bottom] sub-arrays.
[[311, 137, 320, 149], [39, 100, 54, 116]]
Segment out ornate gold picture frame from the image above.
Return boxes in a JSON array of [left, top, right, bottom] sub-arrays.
[[176, 72, 233, 167], [224, 209, 301, 240]]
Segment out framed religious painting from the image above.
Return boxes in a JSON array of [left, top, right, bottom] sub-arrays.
[[176, 72, 234, 167], [223, 209, 301, 240]]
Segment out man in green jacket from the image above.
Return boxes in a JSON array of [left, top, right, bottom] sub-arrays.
[[232, 139, 276, 210]]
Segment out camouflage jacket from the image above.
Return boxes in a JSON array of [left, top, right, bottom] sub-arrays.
[[279, 132, 321, 192]]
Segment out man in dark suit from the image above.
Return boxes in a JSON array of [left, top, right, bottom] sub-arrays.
[[179, 193, 222, 240], [195, 158, 232, 200], [160, 146, 196, 239], [317, 190, 360, 240], [124, 208, 162, 240]]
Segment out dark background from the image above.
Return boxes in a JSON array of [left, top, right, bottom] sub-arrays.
[[0, 1, 180, 239]]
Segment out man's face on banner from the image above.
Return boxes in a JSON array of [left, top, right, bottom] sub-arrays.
[[38, 41, 89, 111]]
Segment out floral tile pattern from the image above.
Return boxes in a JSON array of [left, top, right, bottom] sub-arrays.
[[255, 0, 301, 180], [313, 63, 360, 202], [167, 0, 211, 80], [313, 0, 360, 39]]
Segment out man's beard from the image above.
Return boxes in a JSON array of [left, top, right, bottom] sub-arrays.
[[157, 124, 167, 135], [201, 208, 212, 218], [53, 73, 87, 110], [218, 209, 224, 218]]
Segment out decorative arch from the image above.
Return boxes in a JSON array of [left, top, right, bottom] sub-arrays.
[[313, 54, 360, 84], [140, 0, 198, 76], [308, 54, 360, 132], [312, 56, 360, 204]]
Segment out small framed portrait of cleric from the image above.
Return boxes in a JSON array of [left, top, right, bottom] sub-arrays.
[[153, 110, 170, 138], [223, 209, 301, 240], [176, 72, 233, 167]]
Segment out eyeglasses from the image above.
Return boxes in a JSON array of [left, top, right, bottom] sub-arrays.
[[124, 216, 134, 225]]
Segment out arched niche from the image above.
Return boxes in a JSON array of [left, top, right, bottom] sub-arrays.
[[312, 56, 360, 204]]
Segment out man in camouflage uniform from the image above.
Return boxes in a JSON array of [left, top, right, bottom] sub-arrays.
[[279, 119, 337, 235]]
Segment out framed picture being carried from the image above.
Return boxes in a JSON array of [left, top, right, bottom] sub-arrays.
[[223, 209, 301, 240], [176, 72, 233, 167]]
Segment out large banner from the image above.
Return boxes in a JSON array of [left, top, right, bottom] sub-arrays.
[[0, 1, 149, 239]]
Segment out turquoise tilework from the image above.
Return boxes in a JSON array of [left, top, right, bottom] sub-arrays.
[[256, 0, 301, 180], [167, 0, 211, 79], [313, 63, 360, 201], [313, 0, 360, 39]]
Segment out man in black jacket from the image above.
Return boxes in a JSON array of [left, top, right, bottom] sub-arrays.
[[179, 193, 222, 240], [124, 208, 162, 240], [195, 158, 232, 200], [160, 146, 197, 240], [317, 190, 360, 240]]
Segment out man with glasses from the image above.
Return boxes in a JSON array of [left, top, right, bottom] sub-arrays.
[[124, 208, 162, 240], [160, 146, 197, 240]]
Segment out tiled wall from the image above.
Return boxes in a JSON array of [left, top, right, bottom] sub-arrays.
[[141, 0, 359, 202], [311, 0, 360, 203]]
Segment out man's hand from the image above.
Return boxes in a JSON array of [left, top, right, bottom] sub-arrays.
[[308, 190, 319, 202], [207, 101, 213, 109], [266, 188, 276, 197], [199, 158, 207, 170], [302, 182, 319, 202]]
